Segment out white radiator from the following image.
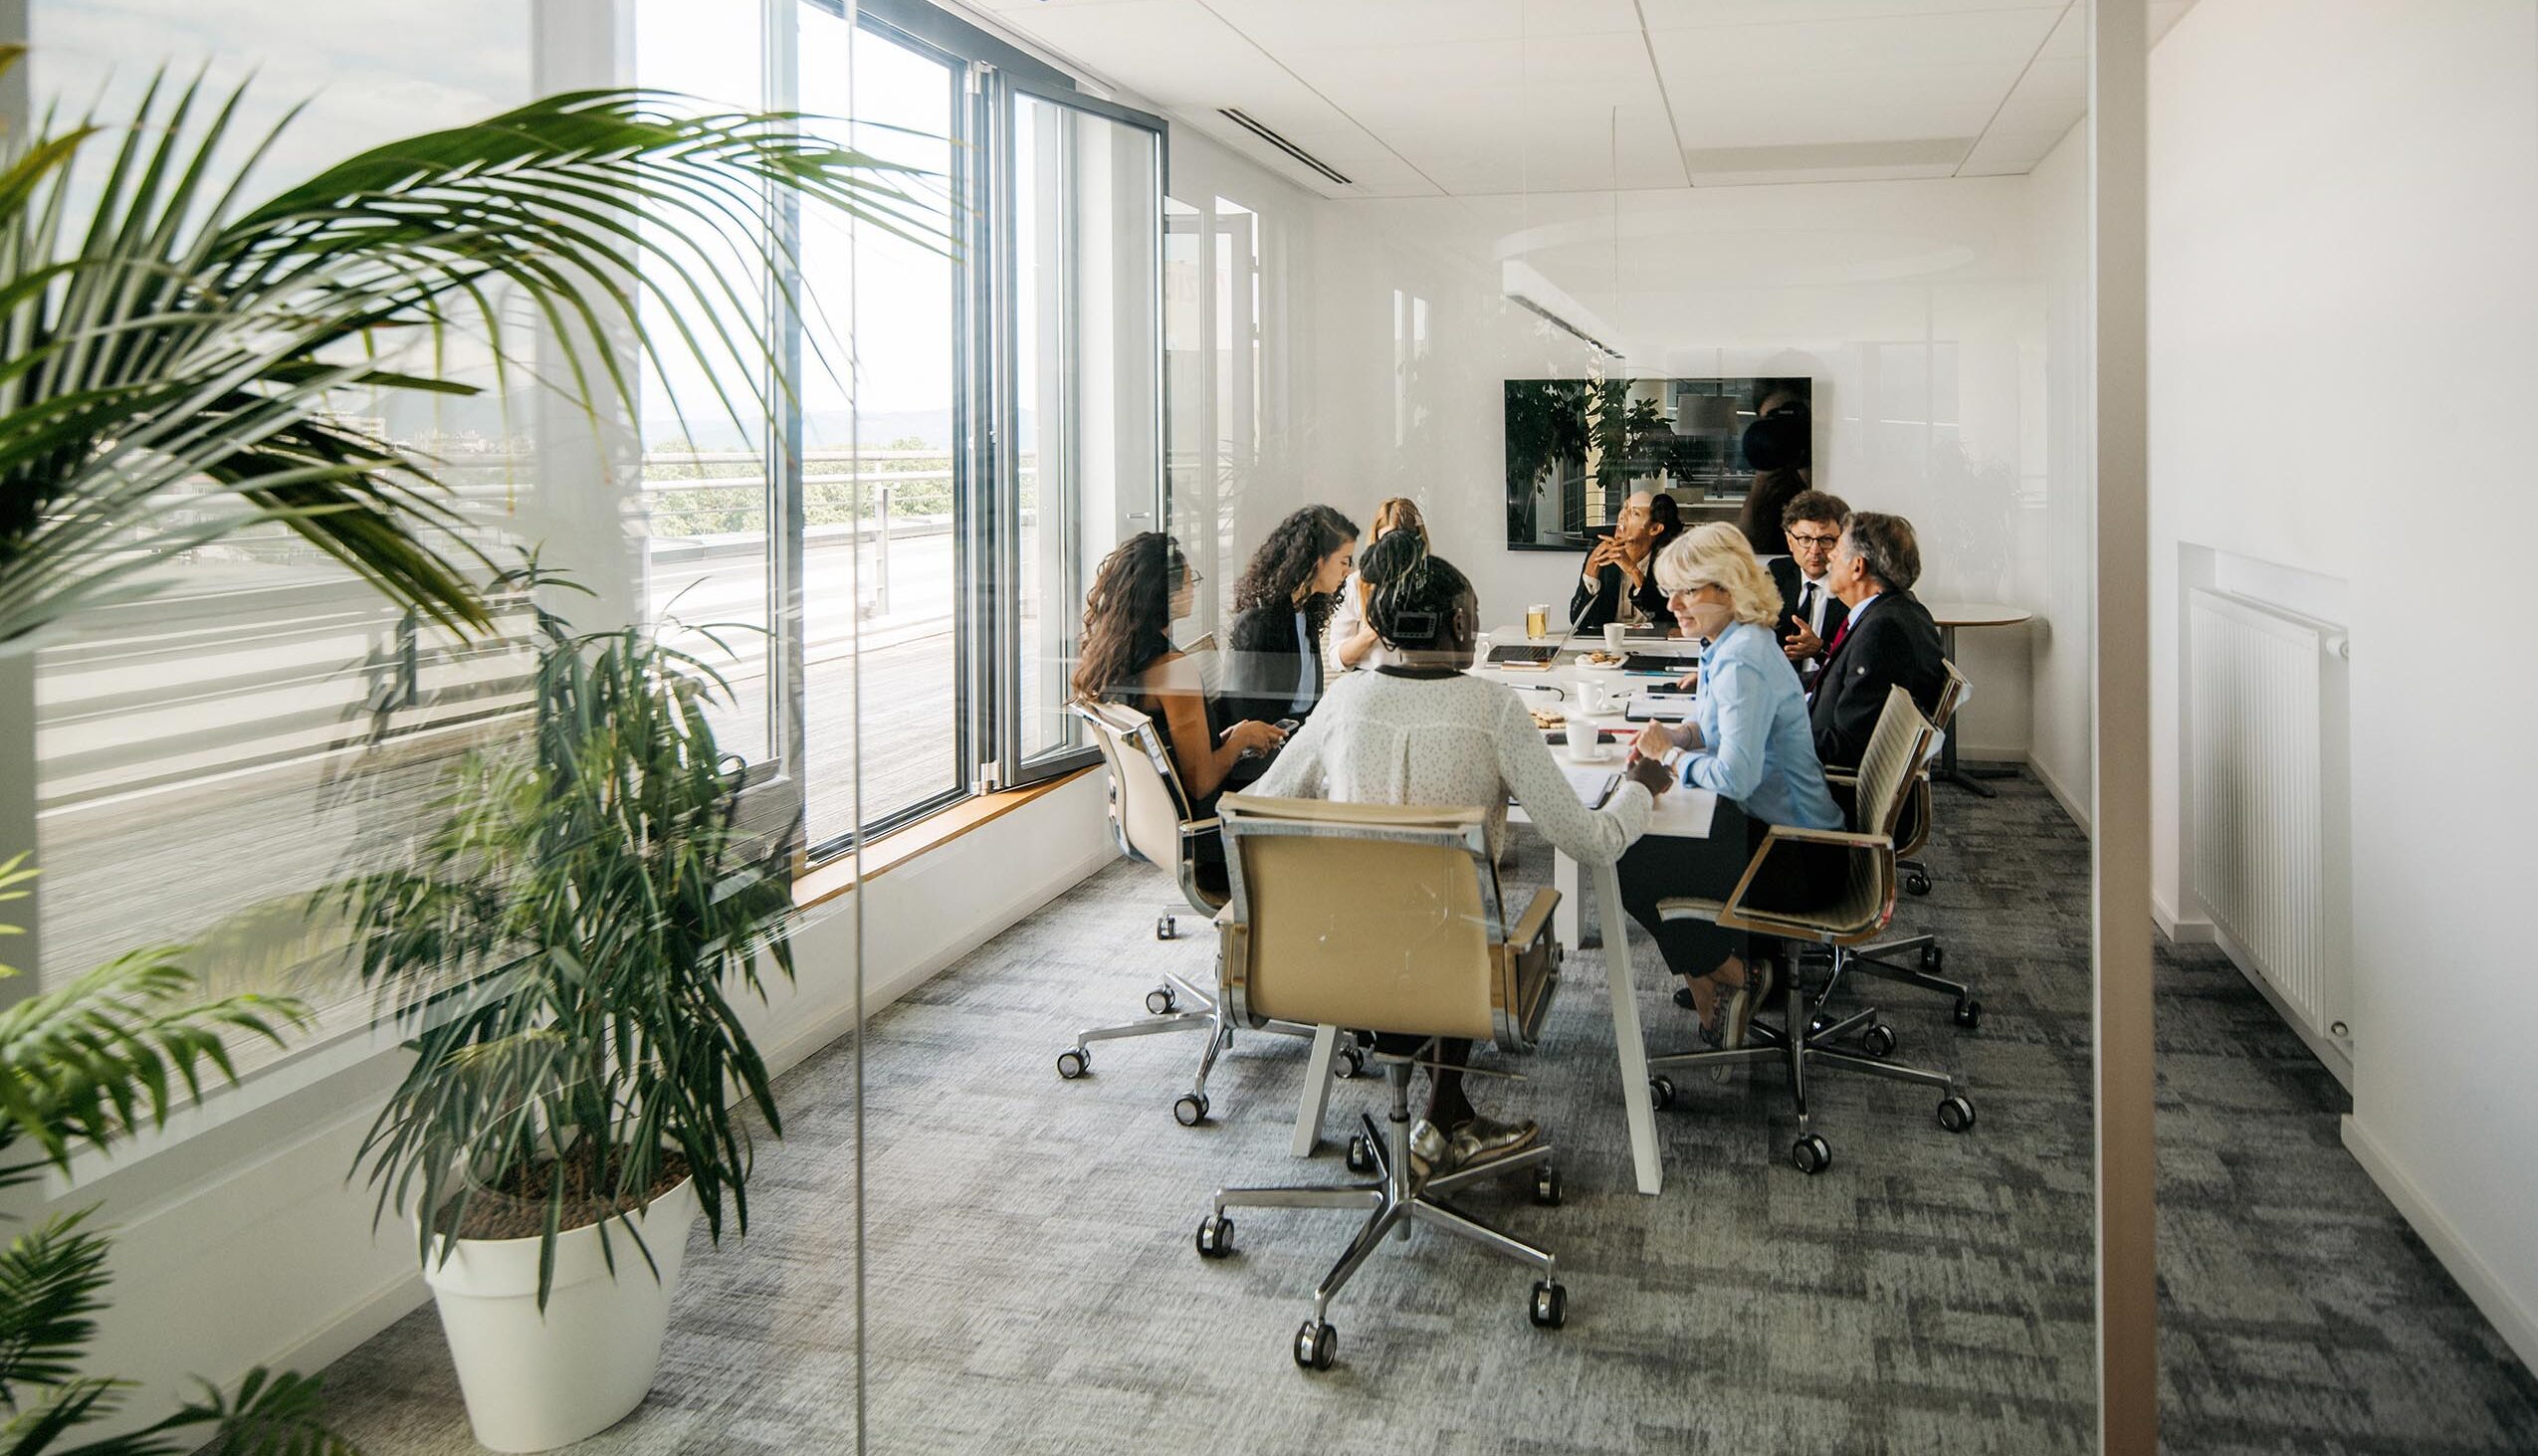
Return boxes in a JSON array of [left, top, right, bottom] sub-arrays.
[[2186, 588, 2352, 1059]]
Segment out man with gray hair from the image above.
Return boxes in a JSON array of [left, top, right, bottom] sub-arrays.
[[1808, 511, 1947, 768]]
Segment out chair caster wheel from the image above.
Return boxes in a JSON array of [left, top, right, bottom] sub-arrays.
[[1534, 1164, 1562, 1206], [1648, 1076, 1675, 1112], [1172, 1093, 1210, 1127], [1195, 1213, 1234, 1259], [1860, 1023, 1896, 1059], [1146, 985, 1177, 1015], [1294, 1319, 1338, 1370], [1922, 943, 1945, 972], [1904, 871, 1932, 897], [1937, 1095, 1976, 1133], [1953, 998, 1982, 1030], [1530, 1281, 1568, 1330], [1056, 1048, 1089, 1080], [1157, 915, 1177, 940], [1346, 1134, 1376, 1174], [1333, 1044, 1366, 1081], [1792, 1134, 1831, 1174]]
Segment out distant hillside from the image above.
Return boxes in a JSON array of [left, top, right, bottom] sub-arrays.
[[645, 408, 1036, 453]]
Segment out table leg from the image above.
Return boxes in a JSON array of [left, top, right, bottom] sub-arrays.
[[1593, 860, 1663, 1196], [1931, 622, 1999, 798]]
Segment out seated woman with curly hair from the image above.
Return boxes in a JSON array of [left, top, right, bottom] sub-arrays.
[[1074, 532, 1290, 889], [1222, 504, 1359, 728]]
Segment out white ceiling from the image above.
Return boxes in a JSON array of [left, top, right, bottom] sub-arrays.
[[964, 0, 2197, 196]]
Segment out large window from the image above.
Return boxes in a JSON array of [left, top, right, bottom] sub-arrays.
[[638, 0, 1167, 862], [21, 0, 1163, 1034]]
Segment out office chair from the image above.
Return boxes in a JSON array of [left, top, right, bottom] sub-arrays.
[[1194, 795, 1567, 1371], [1648, 687, 1977, 1175], [1807, 660, 1983, 1031], [1061, 699, 1352, 1127]]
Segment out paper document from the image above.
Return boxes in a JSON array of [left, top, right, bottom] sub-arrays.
[[1623, 693, 1700, 723], [1561, 765, 1622, 808]]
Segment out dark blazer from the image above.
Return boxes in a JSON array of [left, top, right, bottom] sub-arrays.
[[1223, 600, 1325, 728], [1568, 551, 1667, 634], [1769, 555, 1849, 673], [1807, 590, 1946, 770]]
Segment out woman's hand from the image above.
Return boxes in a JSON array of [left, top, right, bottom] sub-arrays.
[[1625, 752, 1676, 796], [1633, 722, 1675, 759], [1673, 666, 1700, 692], [1224, 720, 1288, 757]]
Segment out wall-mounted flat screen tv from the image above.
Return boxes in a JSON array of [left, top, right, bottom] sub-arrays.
[[1505, 375, 1810, 551]]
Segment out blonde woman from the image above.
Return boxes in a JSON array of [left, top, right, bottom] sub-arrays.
[[1331, 496, 1427, 670], [1617, 522, 1843, 1051]]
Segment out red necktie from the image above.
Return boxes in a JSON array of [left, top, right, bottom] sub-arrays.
[[1821, 614, 1852, 663]]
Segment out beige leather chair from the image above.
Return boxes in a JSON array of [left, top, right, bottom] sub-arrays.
[[1814, 660, 1982, 1030], [1060, 698, 1341, 1127], [1650, 686, 1976, 1174], [1195, 794, 1567, 1372]]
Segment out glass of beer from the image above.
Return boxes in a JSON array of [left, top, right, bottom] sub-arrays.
[[1525, 603, 1550, 639]]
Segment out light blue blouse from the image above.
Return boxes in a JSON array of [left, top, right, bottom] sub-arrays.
[[1680, 619, 1843, 831]]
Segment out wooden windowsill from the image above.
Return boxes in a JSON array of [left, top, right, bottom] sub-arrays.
[[791, 767, 1096, 912]]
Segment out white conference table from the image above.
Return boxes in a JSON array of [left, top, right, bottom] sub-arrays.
[[1474, 633, 1717, 1197]]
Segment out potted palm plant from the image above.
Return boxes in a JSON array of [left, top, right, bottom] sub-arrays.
[[325, 579, 794, 1453]]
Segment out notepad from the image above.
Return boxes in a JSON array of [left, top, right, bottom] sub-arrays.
[[1561, 765, 1622, 808], [1623, 693, 1701, 723]]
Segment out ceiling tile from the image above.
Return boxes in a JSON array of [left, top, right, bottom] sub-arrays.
[[1643, 6, 2060, 63], [1201, 0, 1638, 50], [1641, 0, 2060, 26]]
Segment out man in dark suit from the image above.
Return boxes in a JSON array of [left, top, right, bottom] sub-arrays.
[[1768, 489, 1851, 690], [1809, 511, 1947, 769]]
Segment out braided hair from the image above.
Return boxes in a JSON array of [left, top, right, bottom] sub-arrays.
[[1231, 505, 1360, 634], [1359, 528, 1474, 656], [1073, 531, 1186, 705]]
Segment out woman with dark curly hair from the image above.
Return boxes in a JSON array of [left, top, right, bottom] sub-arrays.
[[1222, 504, 1359, 728], [1074, 533, 1290, 841]]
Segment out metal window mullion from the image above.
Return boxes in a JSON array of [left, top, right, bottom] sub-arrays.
[[764, 0, 808, 865], [975, 63, 1015, 793]]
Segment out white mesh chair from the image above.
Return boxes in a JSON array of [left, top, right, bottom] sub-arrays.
[[1649, 687, 1977, 1174], [1059, 698, 1341, 1127], [1195, 794, 1568, 1371]]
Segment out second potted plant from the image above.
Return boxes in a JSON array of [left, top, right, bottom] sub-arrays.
[[331, 591, 795, 1453]]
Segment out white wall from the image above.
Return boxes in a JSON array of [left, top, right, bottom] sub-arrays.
[[1299, 178, 2058, 758], [2029, 123, 2095, 823], [2147, 0, 2538, 1366]]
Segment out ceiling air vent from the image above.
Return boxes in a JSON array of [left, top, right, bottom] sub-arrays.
[[1216, 108, 1353, 187]]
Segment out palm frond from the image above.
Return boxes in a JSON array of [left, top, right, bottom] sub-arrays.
[[0, 1212, 113, 1401], [1, 68, 947, 644], [0, 947, 311, 1184]]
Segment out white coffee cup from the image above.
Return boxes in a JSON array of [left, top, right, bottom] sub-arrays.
[[1602, 622, 1628, 655], [1564, 721, 1608, 764], [1572, 676, 1618, 717]]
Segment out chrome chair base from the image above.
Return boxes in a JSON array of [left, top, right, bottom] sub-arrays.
[[1801, 937, 1983, 1031], [1195, 1061, 1565, 1370], [1057, 970, 1345, 1126], [1646, 969, 1976, 1176]]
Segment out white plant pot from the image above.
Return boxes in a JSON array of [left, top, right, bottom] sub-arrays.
[[421, 1177, 700, 1453]]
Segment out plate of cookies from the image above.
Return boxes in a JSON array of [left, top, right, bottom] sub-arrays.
[[1573, 650, 1628, 670]]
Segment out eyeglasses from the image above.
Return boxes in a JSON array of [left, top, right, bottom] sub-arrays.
[[1786, 530, 1841, 550]]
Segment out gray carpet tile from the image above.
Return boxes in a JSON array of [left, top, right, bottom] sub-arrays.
[[307, 773, 2537, 1454]]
